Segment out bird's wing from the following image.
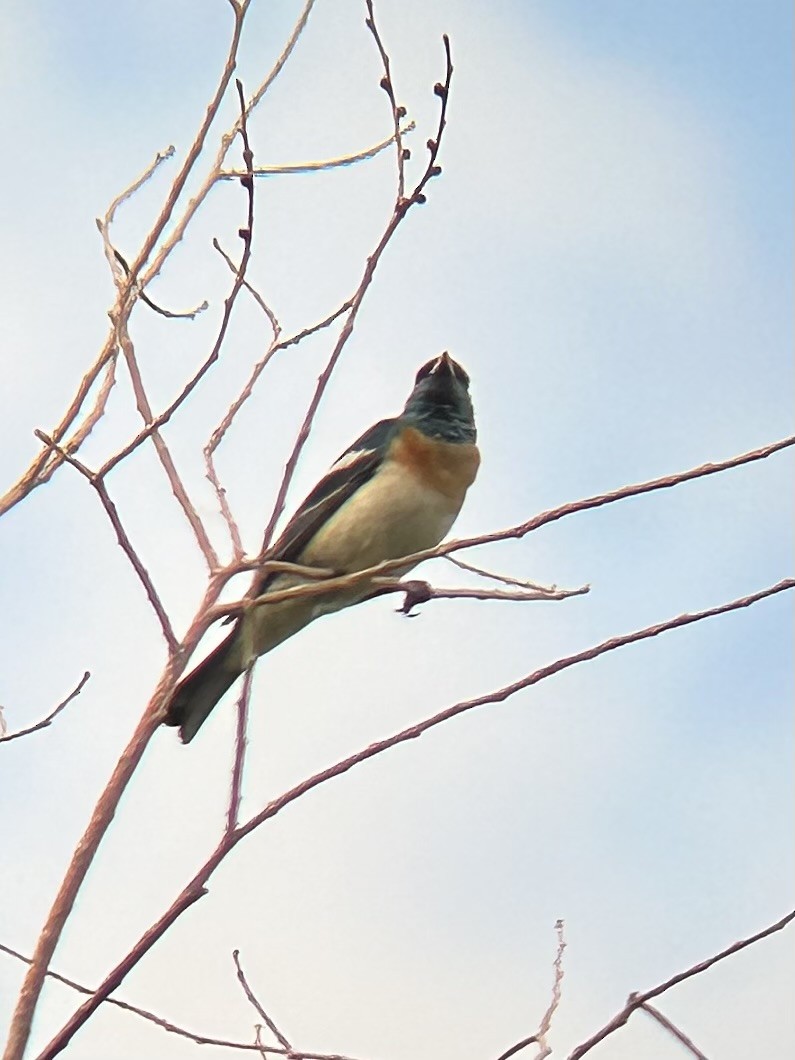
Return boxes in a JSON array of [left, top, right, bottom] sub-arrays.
[[251, 417, 397, 595]]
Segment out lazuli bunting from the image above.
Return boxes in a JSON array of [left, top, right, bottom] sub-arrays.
[[165, 352, 479, 743]]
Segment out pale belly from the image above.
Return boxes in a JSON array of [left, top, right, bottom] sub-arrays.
[[303, 458, 460, 576], [237, 461, 462, 663]]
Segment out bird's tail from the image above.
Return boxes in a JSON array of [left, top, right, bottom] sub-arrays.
[[164, 630, 243, 744]]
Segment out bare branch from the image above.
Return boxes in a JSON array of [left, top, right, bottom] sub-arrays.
[[3, 565, 238, 1060], [567, 907, 795, 1059], [0, 0, 326, 525], [0, 673, 91, 745], [127, 0, 252, 289], [37, 579, 791, 1054], [218, 121, 416, 179], [3, 7, 339, 1058], [210, 574, 588, 624], [233, 950, 293, 1051], [258, 32, 455, 555], [227, 670, 254, 835], [638, 1002, 708, 1060], [445, 554, 569, 595], [387, 579, 589, 613], [47, 357, 119, 475], [213, 237, 281, 336], [115, 316, 220, 568], [494, 920, 566, 1060], [495, 1037, 538, 1060], [202, 276, 355, 497], [233, 579, 793, 838], [277, 302, 355, 353], [0, 941, 263, 1053], [0, 937, 374, 1056], [190, 434, 794, 627], [102, 146, 176, 228], [533, 919, 566, 1058], [365, 0, 408, 199], [33, 431, 178, 652], [5, 708, 169, 1060], [431, 434, 795, 564], [112, 249, 209, 320], [137, 0, 318, 292], [254, 434, 795, 591], [204, 80, 259, 560], [98, 103, 259, 489], [0, 1, 256, 525], [0, 330, 118, 518]]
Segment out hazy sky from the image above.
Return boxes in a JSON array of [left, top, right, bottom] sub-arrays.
[[1, 2, 792, 1058]]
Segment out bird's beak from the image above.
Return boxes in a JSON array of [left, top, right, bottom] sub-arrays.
[[430, 351, 454, 375]]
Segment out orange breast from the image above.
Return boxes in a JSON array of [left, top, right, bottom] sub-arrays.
[[389, 426, 480, 503]]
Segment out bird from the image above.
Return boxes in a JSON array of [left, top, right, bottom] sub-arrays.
[[164, 352, 479, 743]]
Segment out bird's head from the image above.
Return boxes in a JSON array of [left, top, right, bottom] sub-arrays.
[[402, 352, 476, 443]]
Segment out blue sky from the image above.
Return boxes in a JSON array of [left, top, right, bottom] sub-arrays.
[[1, 2, 792, 1058]]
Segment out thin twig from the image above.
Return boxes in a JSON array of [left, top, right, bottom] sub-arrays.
[[7, 708, 171, 1060], [253, 434, 795, 594], [202, 252, 356, 486], [99, 138, 259, 486], [231, 580, 793, 838], [233, 950, 293, 1051], [0, 577, 230, 1060], [204, 79, 258, 560], [112, 249, 208, 320], [116, 321, 219, 568], [638, 1002, 708, 1060], [432, 435, 795, 565], [0, 0, 320, 522], [27, 356, 121, 495], [390, 580, 589, 610], [495, 1037, 538, 1060], [126, 1, 254, 290], [136, 0, 317, 293], [227, 670, 254, 834], [103, 146, 176, 227], [48, 356, 119, 474], [445, 555, 565, 595], [37, 579, 793, 1056], [0, 673, 91, 745], [2, 11, 316, 1055], [0, 331, 118, 517], [0, 941, 261, 1053], [0, 936, 374, 1057], [532, 919, 566, 1059], [213, 238, 280, 336], [0, 0, 255, 528], [34, 431, 178, 651], [210, 577, 588, 623], [494, 921, 566, 1060], [102, 433, 795, 667], [207, 436, 795, 622], [567, 908, 795, 1059], [277, 301, 355, 352], [257, 30, 455, 555], [96, 144, 179, 293], [218, 121, 415, 178], [365, 0, 407, 199]]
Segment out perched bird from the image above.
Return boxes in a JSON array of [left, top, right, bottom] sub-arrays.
[[164, 352, 479, 743]]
